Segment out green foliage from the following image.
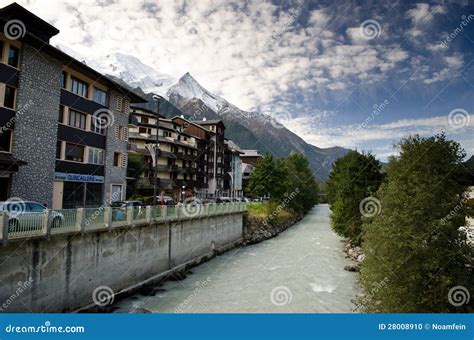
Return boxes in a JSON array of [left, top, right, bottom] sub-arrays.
[[247, 154, 288, 201], [358, 134, 474, 313], [247, 153, 319, 215], [126, 153, 146, 199], [284, 153, 319, 214], [326, 150, 383, 242]]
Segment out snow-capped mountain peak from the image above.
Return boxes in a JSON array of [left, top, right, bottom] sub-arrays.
[[167, 72, 228, 113]]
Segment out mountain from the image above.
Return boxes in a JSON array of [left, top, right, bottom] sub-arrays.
[[166, 73, 350, 181], [76, 49, 350, 181]]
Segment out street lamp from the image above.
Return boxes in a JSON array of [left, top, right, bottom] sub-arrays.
[[152, 94, 162, 205]]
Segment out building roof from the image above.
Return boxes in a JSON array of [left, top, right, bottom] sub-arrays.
[[225, 139, 243, 154], [241, 150, 263, 158], [0, 3, 147, 104], [190, 119, 225, 129]]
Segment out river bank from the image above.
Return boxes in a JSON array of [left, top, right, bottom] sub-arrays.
[[110, 204, 359, 313]]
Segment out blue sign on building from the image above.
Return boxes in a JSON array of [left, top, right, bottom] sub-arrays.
[[54, 172, 104, 183]]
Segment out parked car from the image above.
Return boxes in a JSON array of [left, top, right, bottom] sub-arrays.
[[146, 196, 175, 206], [217, 197, 232, 203], [0, 201, 64, 230]]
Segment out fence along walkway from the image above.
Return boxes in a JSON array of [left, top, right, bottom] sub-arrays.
[[0, 202, 247, 244]]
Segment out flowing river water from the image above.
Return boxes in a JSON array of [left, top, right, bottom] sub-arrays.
[[112, 204, 359, 313]]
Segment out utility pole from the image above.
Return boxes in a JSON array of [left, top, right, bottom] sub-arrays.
[[153, 94, 161, 206]]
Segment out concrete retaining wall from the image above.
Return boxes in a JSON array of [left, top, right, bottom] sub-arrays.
[[0, 213, 243, 312]]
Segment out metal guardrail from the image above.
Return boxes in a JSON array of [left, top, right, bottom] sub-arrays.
[[0, 202, 247, 244]]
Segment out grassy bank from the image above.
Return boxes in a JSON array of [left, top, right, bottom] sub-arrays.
[[246, 202, 299, 226]]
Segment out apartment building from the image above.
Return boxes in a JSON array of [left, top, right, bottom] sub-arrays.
[[223, 139, 243, 199], [189, 119, 228, 198], [128, 107, 201, 201], [0, 3, 146, 208], [241, 149, 263, 197]]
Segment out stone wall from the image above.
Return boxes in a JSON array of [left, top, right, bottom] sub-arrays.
[[103, 90, 129, 203], [0, 213, 244, 312], [10, 44, 62, 207]]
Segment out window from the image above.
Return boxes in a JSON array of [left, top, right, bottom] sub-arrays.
[[3, 86, 15, 109], [88, 147, 104, 165], [68, 109, 86, 130], [113, 152, 121, 166], [163, 131, 171, 137], [93, 87, 107, 106], [141, 117, 149, 124], [7, 46, 19, 68], [70, 77, 88, 97], [56, 141, 62, 159], [58, 105, 64, 124], [111, 185, 123, 202], [27, 202, 45, 212], [91, 116, 106, 135], [0, 129, 12, 152], [65, 143, 84, 162], [60, 71, 67, 88]]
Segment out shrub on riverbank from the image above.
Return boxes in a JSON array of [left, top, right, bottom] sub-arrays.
[[326, 151, 383, 244]]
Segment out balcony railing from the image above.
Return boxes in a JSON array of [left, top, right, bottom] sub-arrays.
[[0, 202, 247, 244]]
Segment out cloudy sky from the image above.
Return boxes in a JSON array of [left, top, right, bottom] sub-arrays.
[[6, 0, 473, 160]]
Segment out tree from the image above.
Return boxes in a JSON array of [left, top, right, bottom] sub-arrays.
[[284, 153, 319, 214], [247, 154, 287, 201], [126, 153, 146, 199], [358, 134, 473, 313], [326, 150, 383, 243]]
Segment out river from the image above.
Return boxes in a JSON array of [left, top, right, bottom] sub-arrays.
[[112, 204, 359, 313]]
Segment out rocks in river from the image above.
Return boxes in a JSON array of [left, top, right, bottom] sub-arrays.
[[344, 264, 359, 272], [343, 240, 364, 272], [243, 215, 303, 245]]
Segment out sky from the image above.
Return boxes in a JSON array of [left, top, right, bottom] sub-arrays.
[[5, 0, 473, 160]]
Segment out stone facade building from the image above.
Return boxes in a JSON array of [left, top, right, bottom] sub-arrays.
[[0, 3, 146, 208]]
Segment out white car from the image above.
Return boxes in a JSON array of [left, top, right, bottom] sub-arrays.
[[0, 201, 64, 230]]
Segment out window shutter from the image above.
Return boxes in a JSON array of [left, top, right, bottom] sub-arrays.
[[115, 126, 120, 139], [123, 127, 129, 141], [116, 96, 123, 112], [123, 98, 130, 114], [121, 154, 127, 168]]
